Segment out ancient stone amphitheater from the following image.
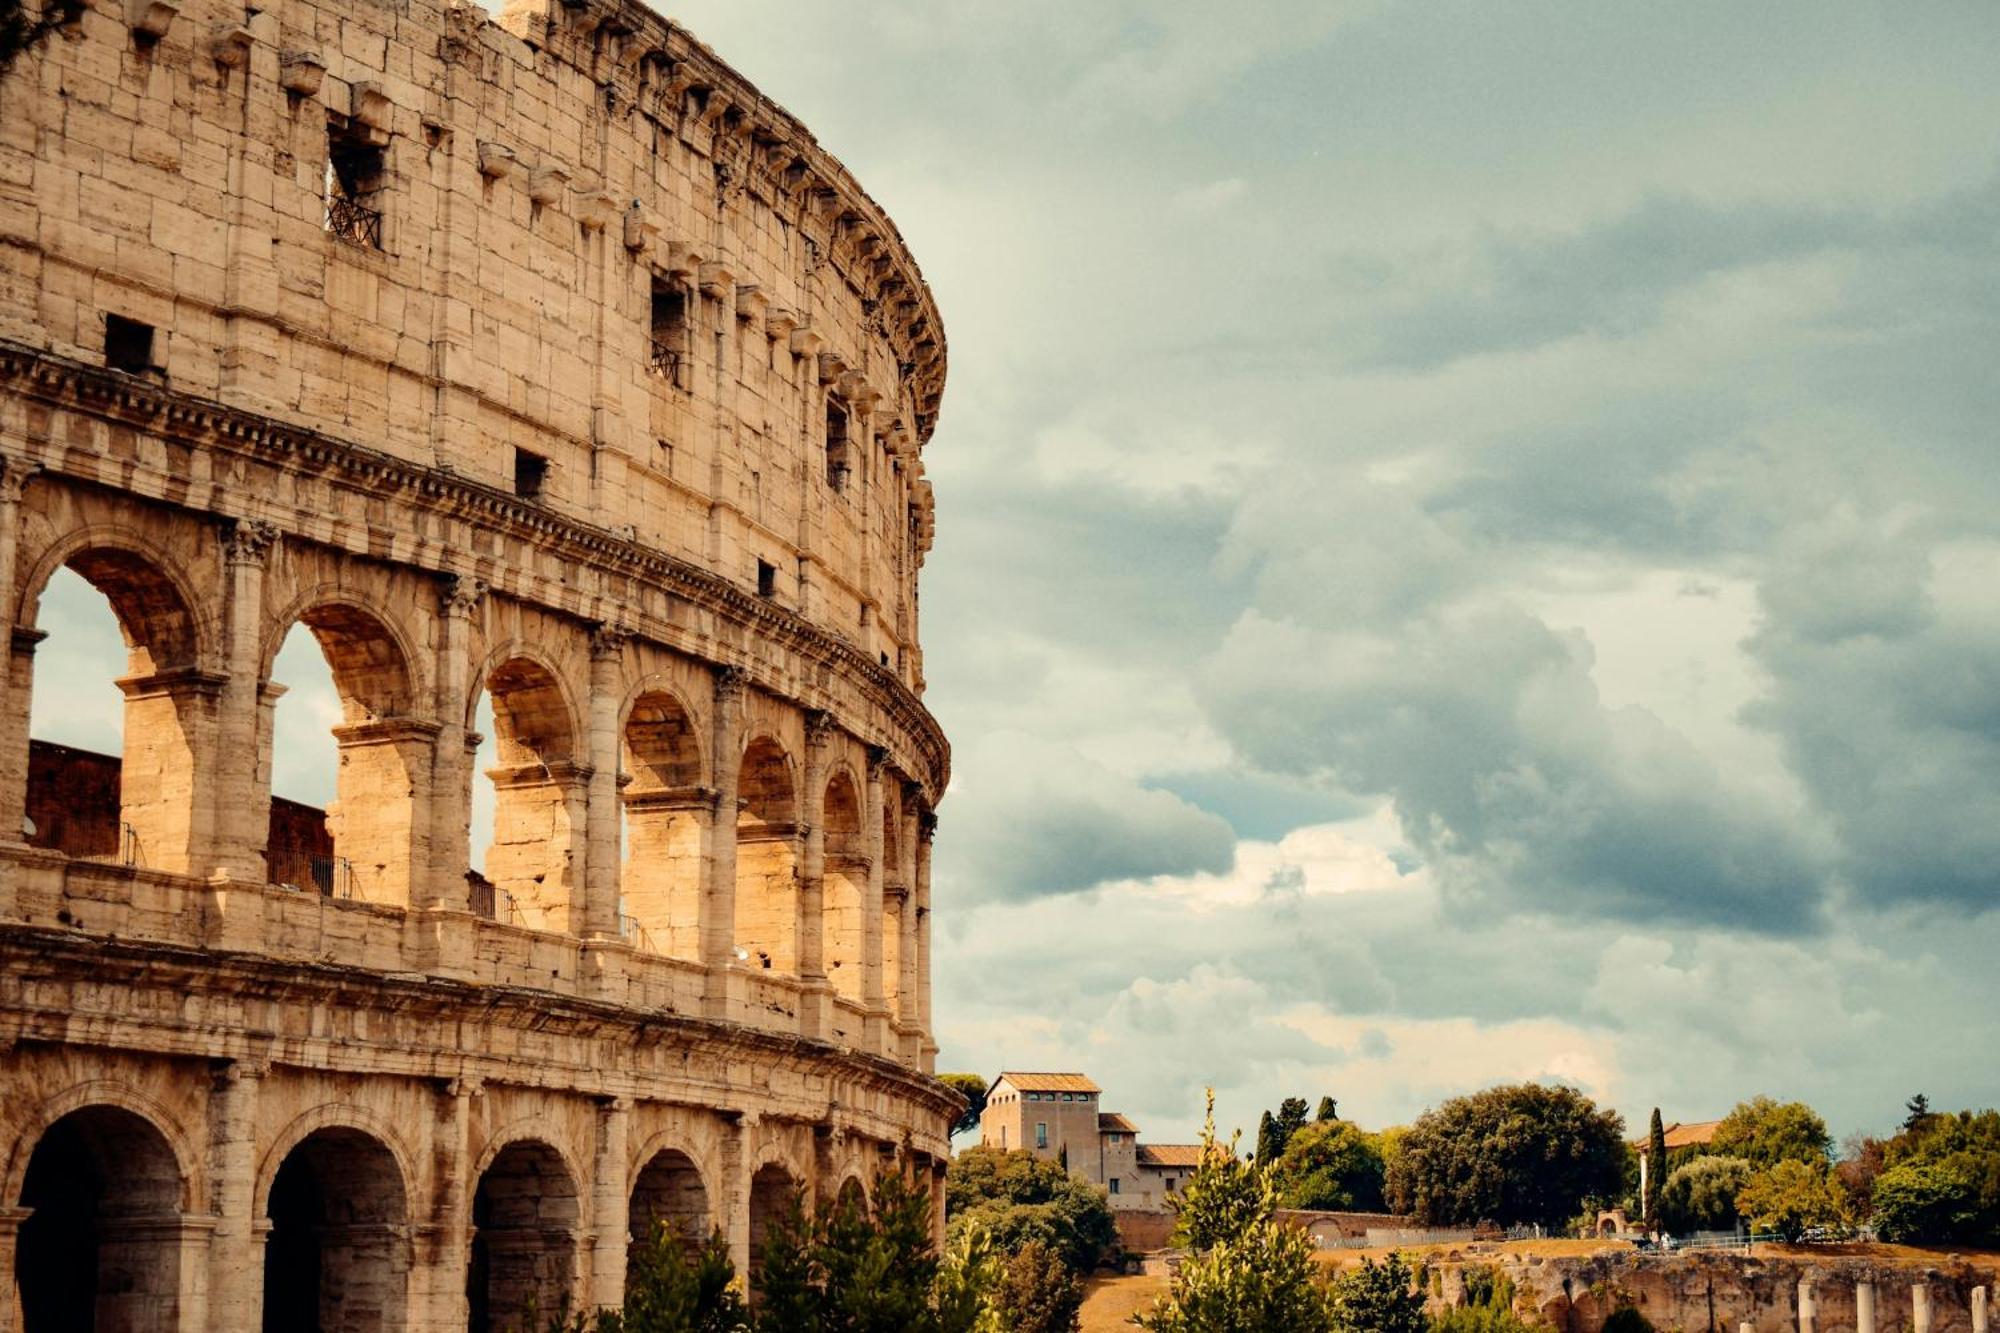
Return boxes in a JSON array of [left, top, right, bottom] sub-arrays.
[[0, 0, 956, 1327]]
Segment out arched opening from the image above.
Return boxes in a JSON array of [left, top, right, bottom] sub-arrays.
[[266, 605, 422, 904], [627, 1148, 708, 1265], [882, 798, 905, 1021], [821, 771, 865, 1003], [834, 1176, 867, 1215], [467, 1141, 577, 1333], [23, 551, 207, 874], [734, 739, 798, 974], [262, 1127, 409, 1333], [14, 1104, 185, 1332], [475, 658, 581, 933], [745, 1163, 797, 1294], [620, 690, 704, 958]]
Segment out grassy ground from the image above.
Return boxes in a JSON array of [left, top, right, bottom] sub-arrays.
[[1080, 1274, 1168, 1332]]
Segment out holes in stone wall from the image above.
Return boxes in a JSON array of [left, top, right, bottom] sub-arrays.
[[103, 313, 157, 374]]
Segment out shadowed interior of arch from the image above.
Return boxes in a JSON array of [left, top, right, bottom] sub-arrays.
[[627, 1147, 709, 1262], [744, 1162, 798, 1294], [262, 1126, 409, 1333], [14, 1104, 185, 1333], [473, 657, 581, 932], [735, 738, 799, 974], [468, 1140, 578, 1333], [620, 689, 704, 959]]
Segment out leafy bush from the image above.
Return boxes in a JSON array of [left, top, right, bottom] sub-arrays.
[[991, 1240, 1083, 1333], [944, 1146, 1118, 1274], [1384, 1083, 1626, 1228], [1734, 1160, 1848, 1242], [1329, 1253, 1427, 1333], [1710, 1098, 1832, 1169], [1658, 1156, 1753, 1234], [1271, 1120, 1389, 1212], [551, 1226, 748, 1333], [1870, 1161, 1984, 1245]]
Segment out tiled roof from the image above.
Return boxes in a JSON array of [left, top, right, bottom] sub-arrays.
[[997, 1072, 1101, 1095], [1631, 1120, 1723, 1154], [1099, 1112, 1139, 1133], [1137, 1144, 1204, 1168]]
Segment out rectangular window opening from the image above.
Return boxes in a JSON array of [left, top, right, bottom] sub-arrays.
[[650, 279, 689, 386], [825, 397, 851, 491], [324, 119, 386, 249], [1036, 1123, 1048, 1150], [104, 314, 155, 374], [513, 449, 549, 500], [757, 559, 777, 599], [1109, 1178, 1120, 1195]]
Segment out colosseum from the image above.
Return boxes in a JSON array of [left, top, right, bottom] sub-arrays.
[[0, 0, 957, 1326]]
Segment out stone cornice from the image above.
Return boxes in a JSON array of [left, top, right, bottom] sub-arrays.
[[0, 341, 950, 796]]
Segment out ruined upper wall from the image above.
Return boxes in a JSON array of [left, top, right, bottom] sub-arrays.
[[0, 0, 944, 685]]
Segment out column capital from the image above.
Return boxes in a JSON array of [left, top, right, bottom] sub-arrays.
[[0, 455, 41, 504], [917, 808, 938, 843], [866, 744, 890, 777], [438, 573, 489, 618], [222, 518, 280, 567], [590, 621, 633, 661], [601, 1094, 635, 1115], [713, 663, 747, 704], [446, 1075, 485, 1100], [805, 708, 837, 748]]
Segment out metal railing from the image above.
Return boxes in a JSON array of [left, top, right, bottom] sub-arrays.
[[648, 338, 684, 384], [325, 194, 383, 248], [311, 856, 353, 899]]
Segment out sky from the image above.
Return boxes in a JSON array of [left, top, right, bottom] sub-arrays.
[[31, 0, 2000, 1151]]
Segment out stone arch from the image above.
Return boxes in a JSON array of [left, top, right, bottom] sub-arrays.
[[261, 596, 430, 904], [735, 735, 799, 974], [11, 1100, 190, 1333], [253, 1102, 418, 1219], [821, 766, 866, 1003], [473, 645, 585, 933], [620, 683, 706, 958], [467, 1136, 582, 1333], [833, 1172, 869, 1214], [745, 1155, 804, 1293], [261, 1125, 412, 1333], [3, 1080, 200, 1214], [627, 1145, 710, 1257], [16, 531, 218, 875]]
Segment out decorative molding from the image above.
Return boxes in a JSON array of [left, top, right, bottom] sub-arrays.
[[437, 573, 488, 617], [221, 518, 280, 567]]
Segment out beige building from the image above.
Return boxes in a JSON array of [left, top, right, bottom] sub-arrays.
[[0, 0, 958, 1328], [979, 1073, 1200, 1212]]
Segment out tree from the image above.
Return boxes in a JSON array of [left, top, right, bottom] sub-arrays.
[[1137, 1092, 1336, 1333], [1734, 1160, 1848, 1242], [1258, 1110, 1284, 1166], [990, 1241, 1083, 1333], [1277, 1097, 1312, 1146], [1870, 1161, 1983, 1245], [945, 1146, 1118, 1275], [1384, 1083, 1627, 1228], [1903, 1094, 1934, 1134], [1317, 1097, 1339, 1123], [553, 1225, 750, 1333], [1, 0, 82, 77], [1658, 1156, 1753, 1234], [1270, 1121, 1387, 1212], [1644, 1109, 1667, 1233], [1868, 1108, 2000, 1245], [1327, 1252, 1426, 1333], [1710, 1097, 1832, 1169], [940, 1073, 990, 1139]]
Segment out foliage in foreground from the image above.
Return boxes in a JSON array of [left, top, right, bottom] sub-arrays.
[[991, 1240, 1083, 1333], [1427, 1266, 1539, 1333], [552, 1227, 748, 1333], [1385, 1083, 1627, 1228], [1328, 1252, 1428, 1333], [945, 1145, 1119, 1275]]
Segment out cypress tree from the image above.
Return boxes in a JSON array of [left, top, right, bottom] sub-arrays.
[[1316, 1096, 1338, 1123], [1256, 1110, 1282, 1165], [1645, 1107, 1667, 1234]]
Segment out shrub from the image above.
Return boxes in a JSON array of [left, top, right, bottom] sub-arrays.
[[1329, 1252, 1427, 1333], [991, 1240, 1083, 1333], [1659, 1156, 1753, 1234], [944, 1146, 1118, 1274], [1735, 1160, 1848, 1242]]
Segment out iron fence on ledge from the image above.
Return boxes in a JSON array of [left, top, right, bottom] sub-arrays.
[[325, 195, 383, 248]]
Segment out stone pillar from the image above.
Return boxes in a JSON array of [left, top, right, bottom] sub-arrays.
[[205, 1060, 265, 1333], [1799, 1279, 1817, 1333], [720, 1113, 752, 1284], [1974, 1286, 1988, 1333], [115, 664, 229, 877], [0, 628, 41, 866], [583, 624, 630, 940], [210, 519, 279, 884], [797, 711, 833, 1038], [590, 1097, 632, 1314], [621, 787, 713, 960], [896, 788, 920, 1064], [916, 808, 937, 1072], [426, 575, 485, 913], [1856, 1281, 1876, 1333], [0, 1205, 29, 1333], [330, 718, 443, 907], [0, 458, 39, 848], [861, 746, 890, 1054], [702, 668, 744, 1019], [418, 1077, 480, 1331], [483, 758, 590, 931], [1914, 1284, 1933, 1333]]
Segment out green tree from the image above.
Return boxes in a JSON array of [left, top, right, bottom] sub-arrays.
[[1, 0, 82, 76], [1328, 1252, 1426, 1333], [1277, 1098, 1312, 1146], [1384, 1083, 1627, 1228], [1870, 1161, 1983, 1244], [1643, 1109, 1667, 1233], [552, 1225, 750, 1333], [1137, 1093, 1336, 1333], [945, 1146, 1117, 1274], [1903, 1094, 1933, 1134], [1734, 1160, 1848, 1242], [1427, 1266, 1535, 1333], [1317, 1097, 1339, 1123], [1710, 1097, 1833, 1169], [1258, 1110, 1285, 1166], [990, 1240, 1083, 1333], [940, 1073, 990, 1139], [1868, 1109, 2000, 1244], [1270, 1120, 1388, 1212], [1658, 1156, 1752, 1234]]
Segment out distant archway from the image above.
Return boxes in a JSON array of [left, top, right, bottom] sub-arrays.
[[621, 688, 704, 958], [821, 770, 865, 1002], [628, 1147, 709, 1262], [467, 1140, 578, 1333], [745, 1162, 798, 1294], [735, 738, 798, 974], [262, 1126, 410, 1333], [476, 655, 582, 932]]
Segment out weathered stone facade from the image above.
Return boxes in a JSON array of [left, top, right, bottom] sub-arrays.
[[0, 0, 954, 1326]]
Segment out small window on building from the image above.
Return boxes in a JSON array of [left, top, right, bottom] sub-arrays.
[[1109, 1178, 1120, 1195], [1166, 1177, 1177, 1193], [325, 119, 386, 248], [1036, 1123, 1048, 1150], [104, 314, 156, 374], [513, 449, 548, 500], [825, 398, 851, 491], [650, 279, 689, 387], [757, 560, 777, 598]]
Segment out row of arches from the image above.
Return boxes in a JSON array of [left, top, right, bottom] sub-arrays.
[[7, 505, 933, 1038], [6, 1100, 859, 1333]]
